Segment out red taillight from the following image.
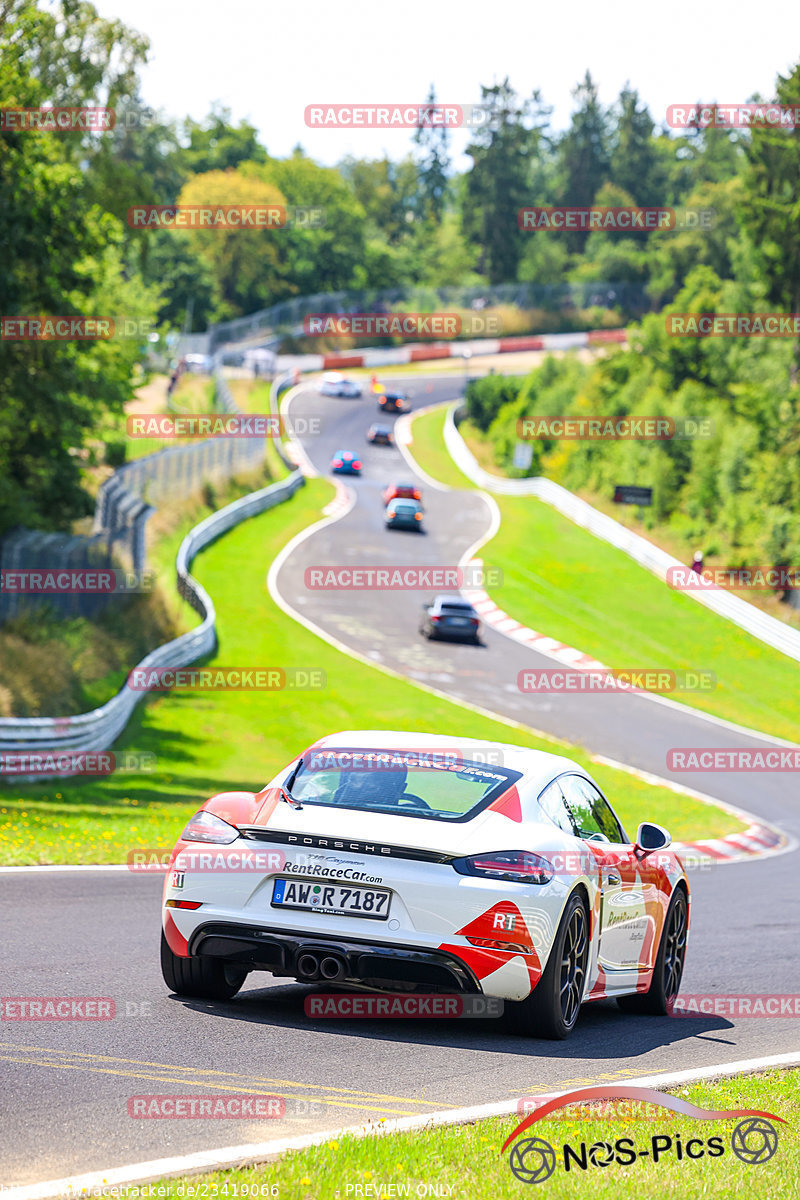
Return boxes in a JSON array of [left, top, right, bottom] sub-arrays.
[[353, 460, 362, 469], [414, 512, 422, 520], [453, 851, 553, 885], [471, 618, 479, 625], [165, 900, 203, 909], [413, 491, 421, 500], [332, 459, 342, 468], [431, 615, 440, 622]]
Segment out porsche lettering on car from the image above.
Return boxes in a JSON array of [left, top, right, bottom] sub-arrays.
[[161, 731, 689, 1039]]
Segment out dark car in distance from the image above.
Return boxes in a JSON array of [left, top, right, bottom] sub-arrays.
[[385, 499, 424, 530], [367, 424, 393, 445], [378, 392, 409, 414], [420, 594, 481, 643]]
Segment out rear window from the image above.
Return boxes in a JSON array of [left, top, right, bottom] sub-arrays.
[[288, 749, 522, 823], [441, 604, 474, 615]]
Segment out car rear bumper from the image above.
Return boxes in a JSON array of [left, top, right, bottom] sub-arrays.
[[189, 921, 482, 992], [428, 626, 479, 639]]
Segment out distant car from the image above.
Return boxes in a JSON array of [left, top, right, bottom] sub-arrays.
[[319, 372, 362, 398], [183, 353, 214, 373], [378, 392, 409, 414], [385, 499, 424, 531], [420, 594, 481, 642], [382, 481, 422, 506], [331, 450, 362, 475], [367, 424, 393, 446]]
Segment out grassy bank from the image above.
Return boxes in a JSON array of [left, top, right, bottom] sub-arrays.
[[131, 1068, 798, 1199], [0, 478, 743, 864], [406, 406, 800, 742]]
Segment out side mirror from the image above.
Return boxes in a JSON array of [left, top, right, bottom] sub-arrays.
[[634, 822, 672, 856]]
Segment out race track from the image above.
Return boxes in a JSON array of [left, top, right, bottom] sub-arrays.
[[2, 375, 797, 1189]]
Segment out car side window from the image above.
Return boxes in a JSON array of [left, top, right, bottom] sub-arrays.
[[537, 780, 574, 834], [559, 775, 625, 843]]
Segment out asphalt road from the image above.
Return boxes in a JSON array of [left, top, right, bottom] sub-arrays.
[[2, 375, 798, 1188]]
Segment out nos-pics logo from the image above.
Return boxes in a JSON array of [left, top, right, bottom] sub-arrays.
[[503, 1086, 784, 1184]]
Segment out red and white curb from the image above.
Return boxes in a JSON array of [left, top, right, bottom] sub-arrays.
[[461, 556, 790, 867], [322, 479, 354, 519], [463, 564, 607, 671], [678, 820, 787, 865], [274, 328, 627, 374]]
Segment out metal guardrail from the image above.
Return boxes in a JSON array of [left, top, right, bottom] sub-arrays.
[[207, 281, 650, 351], [0, 374, 304, 774], [445, 404, 800, 666]]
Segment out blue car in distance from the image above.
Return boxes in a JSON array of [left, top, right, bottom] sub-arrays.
[[385, 498, 424, 531], [331, 450, 362, 475]]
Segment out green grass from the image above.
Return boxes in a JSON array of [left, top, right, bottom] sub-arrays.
[[408, 406, 800, 743], [131, 1068, 800, 1199], [0, 479, 743, 864]]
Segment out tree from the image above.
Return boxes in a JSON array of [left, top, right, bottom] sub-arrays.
[[740, 61, 800, 380], [556, 71, 610, 250], [338, 155, 418, 246], [0, 0, 159, 535], [609, 86, 667, 208], [252, 152, 368, 297], [413, 83, 451, 224], [182, 104, 268, 175], [176, 169, 287, 318], [464, 78, 550, 284]]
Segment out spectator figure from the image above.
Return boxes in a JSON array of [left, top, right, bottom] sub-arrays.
[[691, 550, 704, 577]]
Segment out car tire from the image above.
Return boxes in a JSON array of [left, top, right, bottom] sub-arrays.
[[507, 891, 589, 1040], [160, 932, 247, 1001], [617, 885, 688, 1015]]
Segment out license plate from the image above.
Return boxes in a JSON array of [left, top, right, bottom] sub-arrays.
[[448, 617, 470, 625], [271, 878, 391, 920]]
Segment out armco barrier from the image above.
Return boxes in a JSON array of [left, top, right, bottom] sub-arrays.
[[0, 374, 304, 775], [444, 404, 800, 666]]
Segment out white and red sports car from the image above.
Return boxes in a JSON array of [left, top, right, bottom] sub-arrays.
[[161, 731, 689, 1039]]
